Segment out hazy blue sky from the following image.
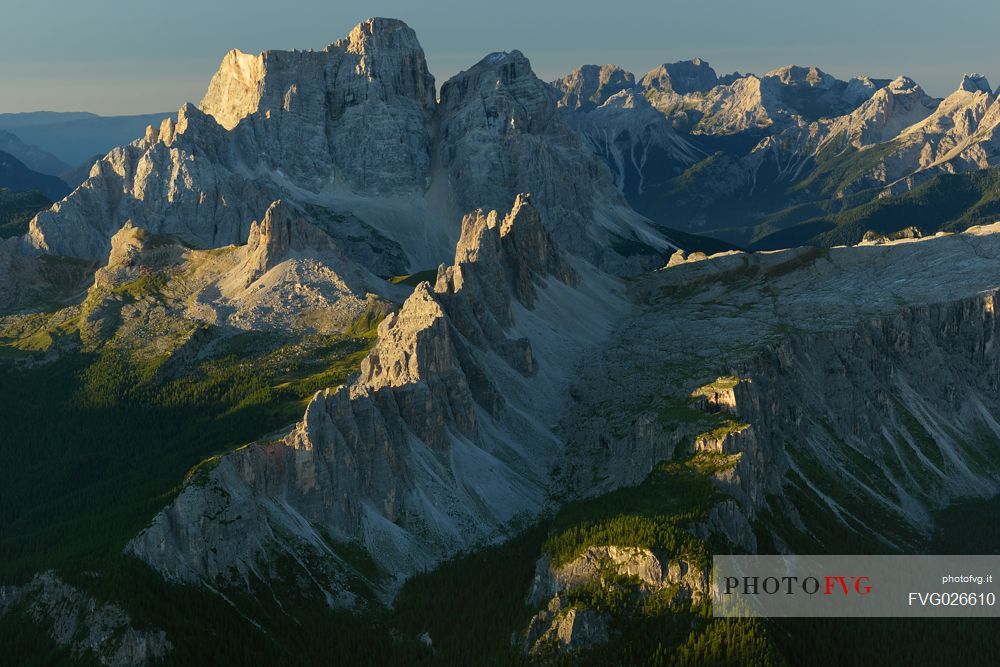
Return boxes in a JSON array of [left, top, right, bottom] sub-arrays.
[[1, 0, 997, 115]]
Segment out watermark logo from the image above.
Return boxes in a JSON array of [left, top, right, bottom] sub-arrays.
[[713, 555, 998, 617], [721, 574, 872, 596]]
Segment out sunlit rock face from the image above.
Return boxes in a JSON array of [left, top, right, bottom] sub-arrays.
[[23, 17, 673, 279], [552, 64, 636, 112], [199, 17, 437, 193], [26, 18, 438, 263], [639, 58, 720, 97], [750, 73, 1000, 198], [126, 195, 616, 596], [437, 51, 673, 272]]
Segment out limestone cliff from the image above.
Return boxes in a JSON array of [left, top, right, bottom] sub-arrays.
[[0, 572, 171, 666], [511, 227, 1000, 654], [437, 51, 673, 273], [719, 292, 1000, 546], [562, 227, 1000, 547], [552, 64, 636, 112], [126, 195, 614, 594], [18, 18, 672, 284]]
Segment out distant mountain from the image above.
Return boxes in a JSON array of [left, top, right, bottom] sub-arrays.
[[640, 57, 722, 96], [656, 73, 1000, 246], [551, 64, 637, 112], [1, 112, 172, 166], [552, 62, 1000, 247], [0, 130, 70, 176], [639, 61, 887, 134], [8, 18, 674, 608], [552, 61, 901, 234], [552, 66, 705, 201], [0, 150, 68, 200], [0, 111, 97, 129]]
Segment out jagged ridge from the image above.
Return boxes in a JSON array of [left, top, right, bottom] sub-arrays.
[[126, 195, 597, 595], [20, 17, 672, 282]]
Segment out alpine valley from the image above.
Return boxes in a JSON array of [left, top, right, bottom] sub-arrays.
[[4, 16, 1000, 666]]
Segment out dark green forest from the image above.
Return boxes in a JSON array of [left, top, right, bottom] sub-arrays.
[[0, 329, 375, 582], [754, 168, 1000, 250], [0, 187, 51, 238]]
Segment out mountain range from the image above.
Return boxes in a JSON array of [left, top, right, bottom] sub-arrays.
[[0, 151, 68, 200], [553, 58, 1000, 249], [3, 17, 1000, 666]]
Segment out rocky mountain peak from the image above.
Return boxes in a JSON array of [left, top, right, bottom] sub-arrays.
[[340, 16, 419, 55], [438, 194, 576, 318], [497, 193, 578, 303], [888, 75, 921, 92], [93, 222, 184, 294], [105, 221, 148, 268], [198, 52, 266, 131], [598, 88, 647, 110], [335, 17, 436, 107], [639, 59, 719, 95], [242, 200, 338, 283], [437, 49, 668, 272], [128, 194, 586, 587], [440, 50, 535, 104], [742, 70, 939, 181], [764, 64, 835, 88], [202, 49, 267, 131], [199, 17, 435, 132], [958, 72, 992, 94], [247, 200, 295, 264], [436, 47, 561, 135], [25, 15, 671, 283], [551, 64, 636, 111], [354, 281, 452, 392]]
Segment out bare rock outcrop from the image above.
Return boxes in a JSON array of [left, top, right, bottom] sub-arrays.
[[437, 51, 673, 273], [717, 291, 1000, 537], [567, 229, 1000, 558], [238, 199, 346, 286], [126, 195, 596, 593], [552, 64, 636, 112], [17, 17, 672, 289], [0, 572, 171, 666], [527, 547, 708, 608], [522, 596, 610, 656], [25, 19, 433, 264], [75, 200, 389, 350], [521, 546, 707, 654], [639, 58, 721, 97]]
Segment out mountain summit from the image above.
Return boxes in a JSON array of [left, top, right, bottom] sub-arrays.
[[23, 18, 672, 277], [201, 17, 436, 133]]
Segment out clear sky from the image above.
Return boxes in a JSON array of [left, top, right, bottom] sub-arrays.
[[1, 0, 997, 115]]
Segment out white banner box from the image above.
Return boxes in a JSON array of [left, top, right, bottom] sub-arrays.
[[713, 555, 1000, 617]]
